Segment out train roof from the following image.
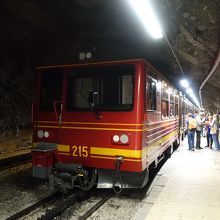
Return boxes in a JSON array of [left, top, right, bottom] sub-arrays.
[[35, 59, 145, 70]]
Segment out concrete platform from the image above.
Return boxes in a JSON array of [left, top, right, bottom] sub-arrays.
[[134, 137, 220, 220]]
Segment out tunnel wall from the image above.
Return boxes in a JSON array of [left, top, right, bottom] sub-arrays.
[[0, 53, 34, 152]]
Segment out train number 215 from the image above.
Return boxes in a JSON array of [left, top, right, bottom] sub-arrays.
[[72, 146, 89, 157]]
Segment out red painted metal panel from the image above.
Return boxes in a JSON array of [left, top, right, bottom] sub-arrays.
[[33, 60, 145, 172], [32, 151, 54, 167]]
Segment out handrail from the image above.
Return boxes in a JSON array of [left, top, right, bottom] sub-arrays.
[[53, 100, 63, 126], [53, 100, 59, 121], [32, 101, 36, 124]]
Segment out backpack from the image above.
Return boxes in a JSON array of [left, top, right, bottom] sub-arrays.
[[188, 117, 196, 130]]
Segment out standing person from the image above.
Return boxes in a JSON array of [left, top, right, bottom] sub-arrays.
[[195, 111, 205, 149], [210, 114, 220, 151], [205, 116, 213, 149], [187, 113, 196, 151]]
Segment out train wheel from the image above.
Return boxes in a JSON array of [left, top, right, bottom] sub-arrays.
[[173, 139, 179, 150], [165, 144, 173, 158]]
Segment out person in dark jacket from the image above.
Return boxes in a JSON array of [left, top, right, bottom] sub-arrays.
[[205, 116, 213, 148]]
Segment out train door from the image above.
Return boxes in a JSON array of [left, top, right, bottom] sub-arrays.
[[35, 68, 64, 144]]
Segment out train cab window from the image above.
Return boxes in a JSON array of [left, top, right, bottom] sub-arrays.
[[161, 100, 168, 119], [40, 69, 63, 111], [161, 84, 169, 119], [146, 77, 157, 111], [170, 104, 174, 118], [170, 93, 174, 118], [175, 95, 179, 116], [66, 64, 134, 111]]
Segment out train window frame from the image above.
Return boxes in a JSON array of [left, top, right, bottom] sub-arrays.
[[161, 83, 169, 119], [39, 69, 63, 111], [170, 92, 174, 118], [146, 75, 157, 112], [175, 94, 179, 116], [66, 64, 135, 112]]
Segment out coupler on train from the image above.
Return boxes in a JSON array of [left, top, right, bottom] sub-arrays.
[[49, 164, 97, 192]]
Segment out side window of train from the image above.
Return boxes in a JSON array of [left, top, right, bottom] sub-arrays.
[[161, 83, 169, 119], [146, 76, 157, 111], [170, 92, 174, 118], [175, 94, 179, 116]]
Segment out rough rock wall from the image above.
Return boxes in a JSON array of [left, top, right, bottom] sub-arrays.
[[0, 53, 34, 147], [155, 0, 220, 112]]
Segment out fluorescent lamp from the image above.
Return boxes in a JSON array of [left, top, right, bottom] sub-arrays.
[[157, 81, 162, 90], [190, 93, 201, 108], [127, 0, 163, 39], [186, 88, 193, 95], [162, 81, 167, 87], [180, 79, 189, 88]]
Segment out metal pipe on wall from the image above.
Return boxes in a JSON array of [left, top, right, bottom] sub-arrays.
[[199, 48, 220, 107]]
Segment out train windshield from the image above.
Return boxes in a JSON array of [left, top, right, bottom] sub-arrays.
[[66, 64, 135, 111], [40, 69, 63, 111]]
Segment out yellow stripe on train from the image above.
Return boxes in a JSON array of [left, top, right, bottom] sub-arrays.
[[57, 145, 70, 152], [34, 125, 142, 132], [90, 147, 142, 158], [32, 130, 178, 159]]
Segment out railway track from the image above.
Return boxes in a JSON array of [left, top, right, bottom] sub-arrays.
[[0, 153, 31, 171], [5, 189, 114, 220], [5, 190, 86, 220], [38, 190, 87, 220], [3, 152, 168, 220], [4, 158, 167, 220], [5, 192, 60, 220], [78, 192, 114, 220]]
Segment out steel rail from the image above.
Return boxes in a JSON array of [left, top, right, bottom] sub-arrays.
[[78, 193, 114, 220], [5, 193, 59, 220], [38, 191, 87, 220], [0, 153, 31, 171]]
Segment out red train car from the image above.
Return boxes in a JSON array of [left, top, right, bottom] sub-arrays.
[[32, 59, 180, 192]]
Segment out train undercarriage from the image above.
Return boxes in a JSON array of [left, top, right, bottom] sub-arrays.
[[32, 143, 149, 193]]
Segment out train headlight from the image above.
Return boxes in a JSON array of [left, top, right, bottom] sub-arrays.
[[120, 134, 129, 144], [44, 131, 49, 138], [37, 130, 44, 138], [113, 135, 120, 142]]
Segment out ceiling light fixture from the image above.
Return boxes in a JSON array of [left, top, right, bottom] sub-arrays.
[[180, 79, 189, 88], [180, 79, 200, 108], [190, 93, 201, 109], [186, 88, 193, 95], [127, 0, 163, 39]]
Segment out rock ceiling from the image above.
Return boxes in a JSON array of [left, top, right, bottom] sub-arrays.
[[1, 0, 220, 115]]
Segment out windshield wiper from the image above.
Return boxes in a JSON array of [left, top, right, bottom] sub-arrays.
[[88, 91, 103, 119]]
